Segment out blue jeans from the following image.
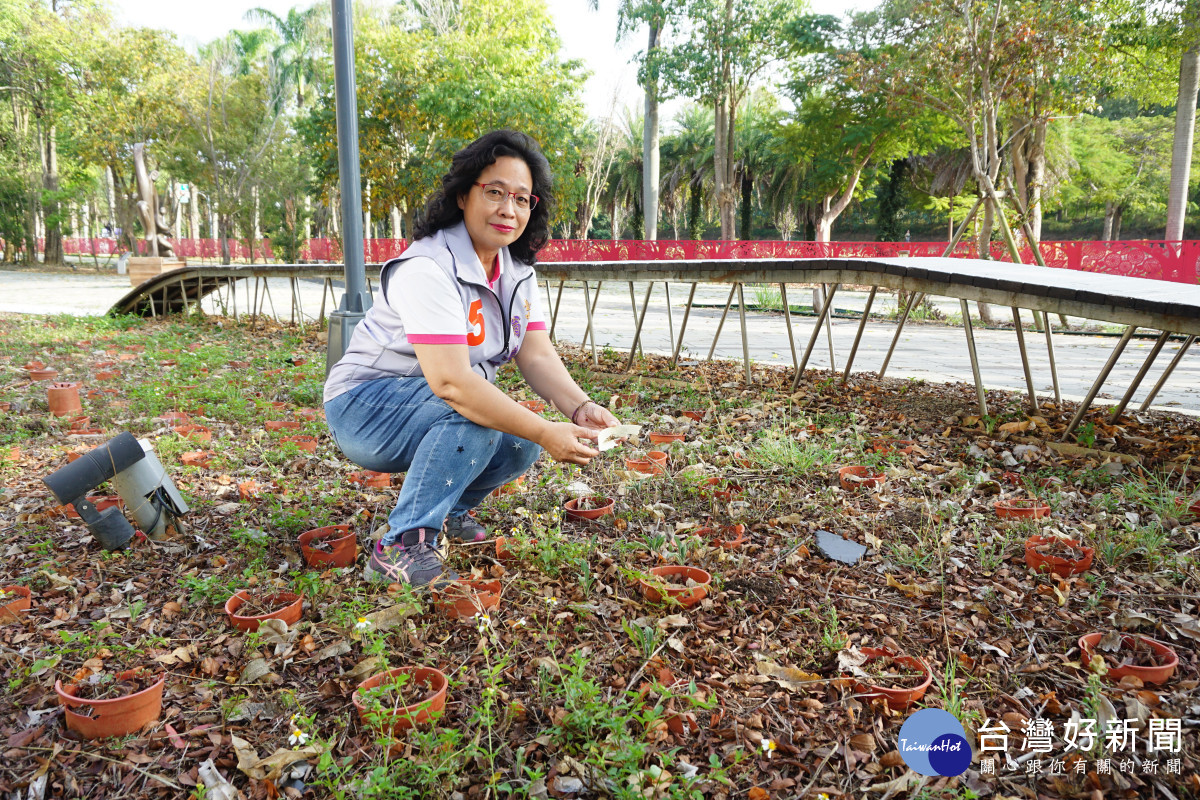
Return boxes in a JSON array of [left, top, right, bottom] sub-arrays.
[[324, 377, 541, 546]]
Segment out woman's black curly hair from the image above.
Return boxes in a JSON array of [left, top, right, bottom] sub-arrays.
[[414, 129, 553, 265]]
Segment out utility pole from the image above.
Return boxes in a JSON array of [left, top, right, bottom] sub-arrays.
[[326, 0, 371, 374]]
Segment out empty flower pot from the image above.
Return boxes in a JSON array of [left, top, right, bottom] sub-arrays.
[[94, 370, 119, 381], [625, 457, 665, 475], [838, 466, 885, 490], [65, 495, 125, 519], [994, 498, 1050, 520], [295, 408, 320, 421], [298, 525, 357, 568], [869, 438, 915, 456], [27, 367, 58, 381], [265, 420, 302, 432], [1024, 535, 1094, 576], [647, 451, 668, 466], [348, 470, 391, 489], [495, 536, 536, 562], [0, 585, 32, 623], [353, 666, 448, 733], [172, 424, 212, 442], [1078, 633, 1178, 685], [55, 669, 165, 740], [564, 496, 614, 520], [681, 411, 705, 422], [432, 579, 501, 620], [46, 382, 83, 416], [648, 432, 685, 444], [853, 647, 933, 710], [225, 590, 304, 632], [637, 566, 711, 608], [490, 475, 525, 498], [282, 434, 318, 452], [696, 523, 748, 549], [180, 450, 215, 467]]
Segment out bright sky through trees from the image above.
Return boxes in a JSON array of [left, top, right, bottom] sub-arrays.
[[107, 0, 865, 120]]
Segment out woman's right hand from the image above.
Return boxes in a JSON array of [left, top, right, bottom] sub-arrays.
[[540, 421, 600, 465]]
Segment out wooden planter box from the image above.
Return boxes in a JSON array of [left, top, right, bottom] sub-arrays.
[[128, 257, 187, 286]]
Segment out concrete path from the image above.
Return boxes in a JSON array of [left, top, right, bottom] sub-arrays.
[[3, 269, 1196, 413]]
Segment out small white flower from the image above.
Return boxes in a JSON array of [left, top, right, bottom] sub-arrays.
[[511, 617, 527, 628], [544, 596, 558, 607], [354, 617, 372, 632], [761, 738, 777, 758], [289, 728, 309, 746], [474, 612, 492, 632]]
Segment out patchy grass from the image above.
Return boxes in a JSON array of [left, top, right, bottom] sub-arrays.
[[0, 313, 1198, 799]]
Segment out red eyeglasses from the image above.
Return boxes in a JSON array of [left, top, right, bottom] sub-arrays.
[[474, 182, 539, 211]]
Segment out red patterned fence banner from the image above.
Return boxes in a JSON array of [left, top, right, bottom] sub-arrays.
[[46, 238, 1200, 284]]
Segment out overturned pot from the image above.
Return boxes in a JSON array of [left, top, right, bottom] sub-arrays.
[[298, 525, 357, 568]]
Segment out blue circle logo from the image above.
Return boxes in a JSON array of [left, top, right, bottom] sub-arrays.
[[898, 709, 972, 777]]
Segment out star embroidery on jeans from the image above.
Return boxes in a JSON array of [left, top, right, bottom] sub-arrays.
[[470, 459, 477, 466], [512, 442, 522, 450], [446, 479, 454, 486], [456, 446, 464, 452]]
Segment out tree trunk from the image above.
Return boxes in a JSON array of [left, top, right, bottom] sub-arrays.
[[1166, 44, 1199, 240], [1113, 204, 1124, 240], [739, 162, 752, 240], [687, 181, 703, 239], [220, 214, 232, 265], [642, 21, 661, 241], [41, 123, 63, 265], [1011, 119, 1047, 242], [1102, 201, 1116, 241]]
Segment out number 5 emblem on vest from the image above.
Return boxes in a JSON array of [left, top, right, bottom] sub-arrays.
[[467, 299, 485, 346]]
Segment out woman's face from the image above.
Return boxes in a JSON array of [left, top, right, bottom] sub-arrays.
[[457, 156, 534, 264]]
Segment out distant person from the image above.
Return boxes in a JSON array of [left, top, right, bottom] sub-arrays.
[[905, 229, 911, 243], [324, 129, 620, 587]]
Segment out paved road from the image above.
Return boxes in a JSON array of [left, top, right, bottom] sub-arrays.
[[2, 269, 1197, 413]]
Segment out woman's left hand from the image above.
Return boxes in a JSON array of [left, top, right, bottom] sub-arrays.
[[575, 401, 619, 431]]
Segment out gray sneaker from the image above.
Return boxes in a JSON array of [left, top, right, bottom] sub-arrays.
[[363, 528, 458, 587], [443, 513, 488, 543]]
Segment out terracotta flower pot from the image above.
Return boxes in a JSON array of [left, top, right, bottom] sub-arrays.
[[180, 450, 215, 467], [55, 670, 165, 740], [0, 585, 32, 623], [490, 475, 525, 498], [495, 536, 535, 562], [647, 451, 668, 466], [94, 370, 119, 381], [648, 432, 685, 444], [172, 424, 212, 442], [696, 523, 748, 549], [265, 420, 302, 432], [564, 496, 614, 520], [27, 367, 58, 381], [870, 438, 915, 456], [853, 648, 933, 710], [625, 457, 665, 475], [518, 399, 547, 413], [65, 495, 125, 519], [238, 480, 261, 500], [295, 408, 320, 421], [47, 382, 83, 416], [1078, 633, 1178, 685], [681, 411, 705, 422], [838, 466, 885, 490], [348, 470, 391, 488], [224, 590, 304, 632], [86, 388, 118, 401], [353, 666, 449, 733], [282, 434, 318, 452], [298, 525, 357, 568], [67, 415, 91, 431], [995, 498, 1050, 520], [637, 566, 711, 608], [712, 482, 744, 502], [432, 579, 501, 619], [1024, 535, 1094, 576], [1175, 497, 1200, 516], [228, 360, 250, 369], [23, 360, 45, 371], [158, 411, 190, 424]]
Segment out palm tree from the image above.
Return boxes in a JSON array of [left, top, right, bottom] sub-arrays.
[[661, 103, 714, 239], [244, 5, 327, 112]]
